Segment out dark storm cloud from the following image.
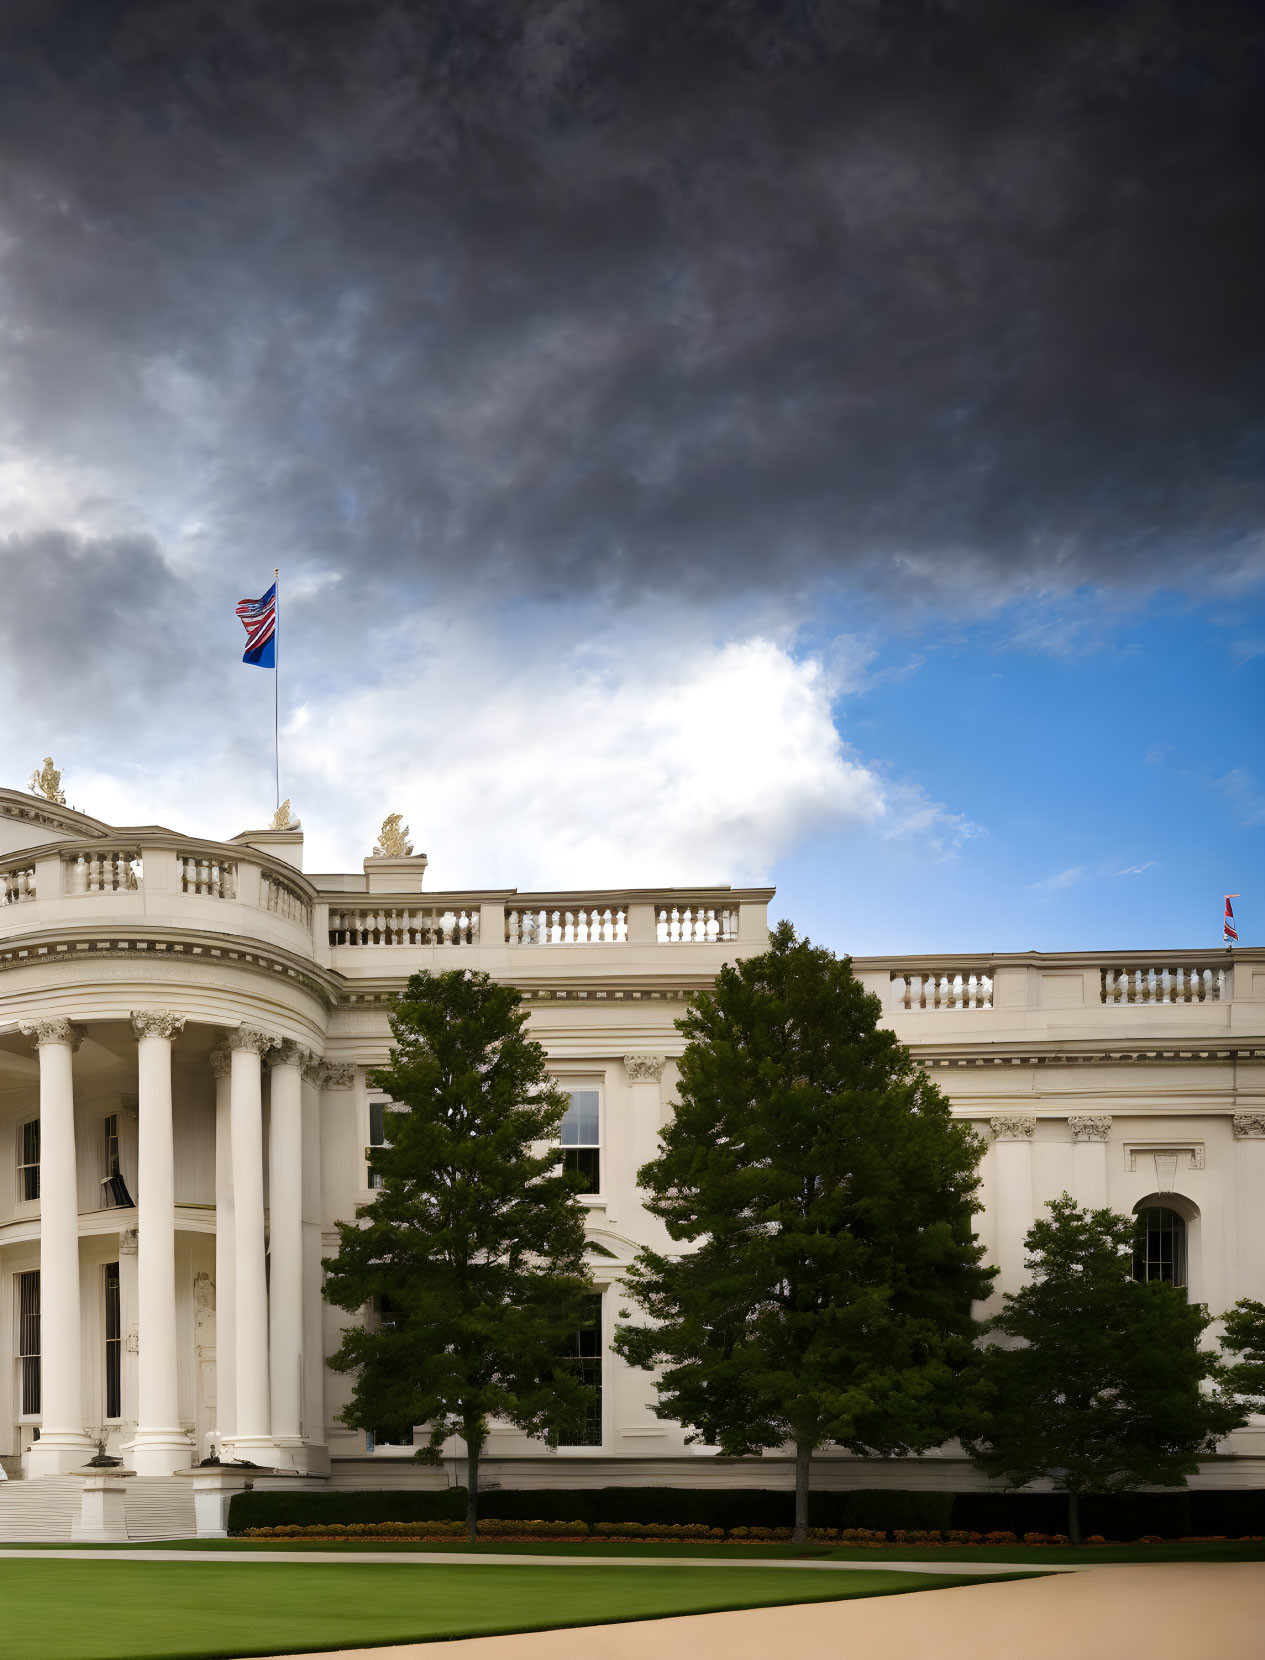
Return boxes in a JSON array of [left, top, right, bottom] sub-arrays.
[[0, 0, 1263, 612]]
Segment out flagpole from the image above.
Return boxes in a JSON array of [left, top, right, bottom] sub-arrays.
[[274, 566, 280, 813]]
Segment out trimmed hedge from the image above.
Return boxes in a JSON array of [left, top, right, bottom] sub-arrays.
[[226, 1484, 1265, 1540]]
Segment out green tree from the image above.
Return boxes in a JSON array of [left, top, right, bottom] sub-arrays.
[[1221, 1298, 1265, 1407], [967, 1195, 1244, 1544], [613, 922, 995, 1542], [322, 969, 596, 1540]]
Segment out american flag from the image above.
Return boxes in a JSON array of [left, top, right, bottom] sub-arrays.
[[236, 581, 277, 668], [1224, 895, 1240, 944]]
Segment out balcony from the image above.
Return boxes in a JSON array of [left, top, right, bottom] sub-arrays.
[[0, 835, 316, 957]]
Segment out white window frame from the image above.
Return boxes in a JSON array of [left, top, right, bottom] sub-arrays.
[[557, 1080, 603, 1201]]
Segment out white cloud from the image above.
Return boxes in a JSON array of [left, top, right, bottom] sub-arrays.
[[1030, 866, 1084, 892], [13, 615, 976, 892], [1115, 862, 1156, 877]]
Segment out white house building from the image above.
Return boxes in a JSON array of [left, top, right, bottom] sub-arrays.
[[0, 779, 1262, 1531]]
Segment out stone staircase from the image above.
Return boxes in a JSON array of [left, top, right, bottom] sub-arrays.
[[0, 1473, 197, 1541], [0, 1475, 81, 1541]]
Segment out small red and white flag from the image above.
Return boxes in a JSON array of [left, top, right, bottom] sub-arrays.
[[1224, 895, 1240, 944]]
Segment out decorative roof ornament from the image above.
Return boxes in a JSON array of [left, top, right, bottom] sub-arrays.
[[271, 798, 301, 830], [374, 813, 414, 858], [29, 756, 66, 804]]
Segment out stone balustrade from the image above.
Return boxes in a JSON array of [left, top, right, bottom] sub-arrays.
[[64, 849, 141, 893], [261, 871, 312, 929], [179, 854, 237, 899], [328, 905, 479, 946], [1101, 965, 1226, 1005], [2, 863, 36, 904], [656, 905, 737, 943], [891, 970, 994, 1010], [506, 906, 627, 945]]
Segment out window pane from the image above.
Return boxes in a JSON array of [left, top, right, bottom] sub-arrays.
[[564, 1147, 601, 1193], [105, 1262, 122, 1419], [18, 1270, 40, 1416], [1132, 1206, 1187, 1286], [103, 1115, 119, 1177], [558, 1293, 603, 1446], [561, 1091, 599, 1147]]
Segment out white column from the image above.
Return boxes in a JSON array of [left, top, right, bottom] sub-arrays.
[[211, 1047, 236, 1451], [20, 1018, 93, 1476], [267, 1042, 307, 1463], [225, 1026, 277, 1463], [128, 1010, 191, 1475], [1069, 1115, 1112, 1211], [1232, 1114, 1265, 1306], [990, 1116, 1036, 1297], [300, 1059, 328, 1467]]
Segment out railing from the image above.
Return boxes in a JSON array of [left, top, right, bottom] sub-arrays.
[[329, 906, 478, 946], [506, 906, 627, 945], [180, 855, 237, 899], [2, 865, 35, 904], [262, 872, 312, 929], [63, 850, 141, 894], [656, 905, 737, 943], [892, 971, 994, 1010], [1101, 966, 1226, 1005]]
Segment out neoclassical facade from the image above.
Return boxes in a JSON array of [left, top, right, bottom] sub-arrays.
[[1, 782, 1262, 1498]]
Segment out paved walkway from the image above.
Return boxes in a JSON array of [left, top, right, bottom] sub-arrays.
[[247, 1563, 1265, 1660], [0, 1545, 1074, 1575]]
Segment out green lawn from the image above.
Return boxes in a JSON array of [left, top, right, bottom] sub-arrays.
[[0, 1559, 1028, 1659]]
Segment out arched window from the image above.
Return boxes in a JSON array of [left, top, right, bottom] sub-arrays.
[[1133, 1205, 1187, 1286]]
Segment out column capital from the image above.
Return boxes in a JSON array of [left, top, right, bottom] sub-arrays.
[[209, 1046, 232, 1079], [306, 1061, 355, 1090], [269, 1040, 316, 1071], [131, 1010, 187, 1042], [1232, 1112, 1265, 1140], [990, 1114, 1036, 1141], [1068, 1114, 1112, 1143], [225, 1026, 280, 1057], [20, 1016, 84, 1050], [623, 1054, 666, 1084]]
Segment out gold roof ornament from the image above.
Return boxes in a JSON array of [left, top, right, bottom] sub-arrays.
[[271, 798, 301, 830], [374, 813, 414, 858], [29, 757, 66, 805]]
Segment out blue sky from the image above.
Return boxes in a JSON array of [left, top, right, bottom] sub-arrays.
[[777, 594, 1264, 954]]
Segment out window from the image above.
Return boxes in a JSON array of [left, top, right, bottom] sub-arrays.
[[367, 1098, 392, 1189], [560, 1090, 600, 1194], [17, 1270, 40, 1416], [104, 1262, 121, 1419], [100, 1115, 132, 1208], [1133, 1206, 1187, 1286], [557, 1293, 603, 1446], [18, 1120, 39, 1202]]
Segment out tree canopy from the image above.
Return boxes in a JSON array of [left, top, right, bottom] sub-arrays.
[[614, 921, 994, 1540], [967, 1194, 1243, 1543], [322, 968, 596, 1538]]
